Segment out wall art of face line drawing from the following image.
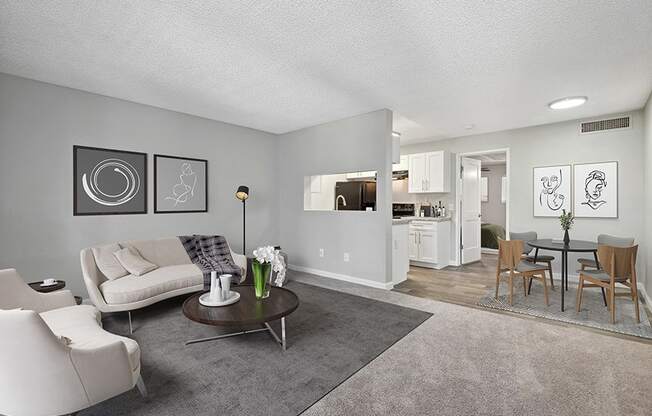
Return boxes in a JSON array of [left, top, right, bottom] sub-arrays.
[[533, 165, 571, 217], [573, 161, 618, 218]]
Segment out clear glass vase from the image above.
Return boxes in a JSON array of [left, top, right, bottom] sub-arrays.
[[252, 261, 272, 299]]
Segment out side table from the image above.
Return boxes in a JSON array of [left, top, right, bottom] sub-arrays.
[[29, 280, 83, 305]]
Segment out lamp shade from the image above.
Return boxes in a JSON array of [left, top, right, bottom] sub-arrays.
[[235, 185, 249, 201]]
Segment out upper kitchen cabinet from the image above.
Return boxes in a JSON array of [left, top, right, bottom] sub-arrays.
[[347, 171, 376, 179], [408, 151, 450, 193], [392, 154, 408, 172]]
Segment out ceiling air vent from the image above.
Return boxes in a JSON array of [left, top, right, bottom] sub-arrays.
[[580, 116, 630, 134]]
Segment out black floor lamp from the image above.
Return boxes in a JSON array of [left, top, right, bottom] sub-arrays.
[[235, 185, 249, 254]]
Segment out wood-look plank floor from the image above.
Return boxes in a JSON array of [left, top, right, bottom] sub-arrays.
[[392, 253, 652, 343], [393, 254, 498, 306]]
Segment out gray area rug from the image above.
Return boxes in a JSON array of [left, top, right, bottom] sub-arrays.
[[80, 281, 431, 416], [478, 279, 652, 339]]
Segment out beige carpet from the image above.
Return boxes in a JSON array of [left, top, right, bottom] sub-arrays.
[[291, 272, 652, 416]]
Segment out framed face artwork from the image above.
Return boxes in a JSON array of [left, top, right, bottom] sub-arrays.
[[154, 154, 208, 213], [532, 165, 571, 217], [73, 146, 147, 215], [573, 161, 618, 218]]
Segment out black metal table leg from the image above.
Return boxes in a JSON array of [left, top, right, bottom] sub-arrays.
[[527, 248, 539, 295], [561, 250, 566, 311], [565, 250, 569, 291], [593, 250, 607, 306]]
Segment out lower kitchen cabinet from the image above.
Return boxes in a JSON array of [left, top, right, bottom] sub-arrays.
[[408, 220, 451, 269]]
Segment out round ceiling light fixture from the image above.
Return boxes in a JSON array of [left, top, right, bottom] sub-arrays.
[[548, 96, 587, 110]]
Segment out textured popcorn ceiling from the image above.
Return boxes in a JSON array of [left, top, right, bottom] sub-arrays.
[[1, 1, 651, 142]]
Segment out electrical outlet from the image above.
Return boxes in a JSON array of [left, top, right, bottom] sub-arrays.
[[343, 252, 350, 262], [319, 248, 324, 258]]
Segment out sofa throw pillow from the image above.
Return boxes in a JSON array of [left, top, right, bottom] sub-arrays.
[[113, 247, 158, 276], [92, 243, 129, 280]]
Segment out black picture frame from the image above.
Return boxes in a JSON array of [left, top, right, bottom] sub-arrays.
[[154, 154, 208, 214], [73, 145, 148, 216]]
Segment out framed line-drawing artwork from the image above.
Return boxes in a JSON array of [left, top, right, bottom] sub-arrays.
[[73, 145, 147, 216], [533, 165, 571, 217], [573, 161, 618, 218], [154, 154, 207, 213]]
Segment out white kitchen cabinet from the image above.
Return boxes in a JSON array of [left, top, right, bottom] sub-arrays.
[[408, 151, 450, 193], [408, 220, 451, 269], [408, 229, 419, 260], [347, 171, 376, 179], [418, 230, 436, 263], [392, 223, 409, 284], [392, 155, 408, 172], [408, 153, 427, 192]]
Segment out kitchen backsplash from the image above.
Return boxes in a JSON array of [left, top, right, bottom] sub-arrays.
[[392, 178, 454, 214]]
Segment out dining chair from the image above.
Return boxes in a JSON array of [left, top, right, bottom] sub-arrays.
[[576, 245, 640, 324], [577, 234, 635, 270], [496, 239, 550, 306], [510, 231, 555, 290]]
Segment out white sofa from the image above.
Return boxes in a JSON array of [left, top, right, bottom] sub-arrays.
[[0, 268, 144, 416], [81, 237, 246, 329]]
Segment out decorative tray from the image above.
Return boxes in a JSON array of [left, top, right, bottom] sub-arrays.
[[199, 291, 240, 307]]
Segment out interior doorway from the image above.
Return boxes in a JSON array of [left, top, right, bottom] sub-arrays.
[[455, 149, 509, 265]]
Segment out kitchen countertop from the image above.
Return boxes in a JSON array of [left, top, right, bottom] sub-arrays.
[[392, 216, 451, 225]]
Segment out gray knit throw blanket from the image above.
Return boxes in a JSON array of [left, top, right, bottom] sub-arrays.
[[178, 235, 242, 289]]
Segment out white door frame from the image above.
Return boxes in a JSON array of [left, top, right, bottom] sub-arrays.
[[453, 148, 510, 266]]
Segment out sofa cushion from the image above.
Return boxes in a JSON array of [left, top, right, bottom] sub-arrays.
[[121, 237, 193, 267], [40, 305, 140, 371], [100, 264, 203, 305], [92, 243, 128, 280], [114, 247, 158, 276]]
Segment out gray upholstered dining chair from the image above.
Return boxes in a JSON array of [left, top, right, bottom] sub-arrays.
[[510, 231, 555, 290], [576, 244, 640, 324], [577, 234, 635, 270]]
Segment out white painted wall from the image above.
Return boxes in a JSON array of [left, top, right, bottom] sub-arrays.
[[402, 111, 646, 284], [278, 110, 393, 287], [644, 93, 652, 297], [0, 73, 279, 297]]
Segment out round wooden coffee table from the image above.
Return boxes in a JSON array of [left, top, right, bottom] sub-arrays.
[[183, 284, 299, 350]]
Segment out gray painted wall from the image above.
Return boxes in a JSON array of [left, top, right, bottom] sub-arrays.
[[481, 164, 506, 228], [644, 93, 652, 296], [278, 110, 393, 286], [0, 73, 279, 297], [403, 111, 646, 283]]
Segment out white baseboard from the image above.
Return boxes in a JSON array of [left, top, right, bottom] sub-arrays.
[[288, 264, 394, 290], [481, 248, 498, 254]]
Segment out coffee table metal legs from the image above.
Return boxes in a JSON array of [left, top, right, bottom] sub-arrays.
[[264, 317, 286, 351], [185, 317, 287, 350]]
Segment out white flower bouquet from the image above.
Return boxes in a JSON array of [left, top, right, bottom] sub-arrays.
[[252, 246, 286, 298]]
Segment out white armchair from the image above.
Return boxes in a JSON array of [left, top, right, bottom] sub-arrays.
[[0, 268, 145, 416]]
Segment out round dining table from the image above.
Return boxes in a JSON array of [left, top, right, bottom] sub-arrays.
[[527, 239, 599, 311]]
